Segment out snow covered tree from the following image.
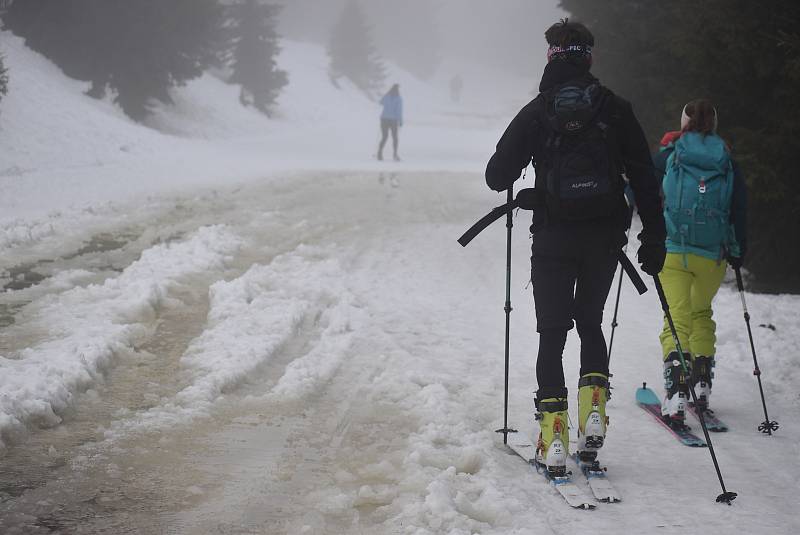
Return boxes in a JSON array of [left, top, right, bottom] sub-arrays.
[[226, 0, 288, 116], [0, 54, 8, 105], [328, 0, 385, 98], [107, 0, 224, 119], [2, 0, 224, 121]]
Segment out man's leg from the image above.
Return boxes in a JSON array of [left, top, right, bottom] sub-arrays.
[[573, 234, 618, 460], [531, 228, 578, 473], [573, 246, 618, 377], [531, 230, 579, 394]]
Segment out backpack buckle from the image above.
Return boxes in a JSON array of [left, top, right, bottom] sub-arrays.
[[698, 179, 707, 194]]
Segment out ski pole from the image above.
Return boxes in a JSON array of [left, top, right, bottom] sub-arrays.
[[734, 266, 779, 435], [603, 245, 626, 401], [495, 187, 517, 444], [606, 229, 631, 372], [607, 262, 624, 363], [654, 275, 737, 505]]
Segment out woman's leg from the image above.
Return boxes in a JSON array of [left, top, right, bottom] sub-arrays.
[[658, 253, 694, 358], [378, 119, 389, 159], [688, 256, 727, 358], [390, 120, 399, 158]]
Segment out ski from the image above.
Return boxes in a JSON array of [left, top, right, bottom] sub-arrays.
[[507, 440, 596, 509], [571, 454, 622, 503], [688, 404, 729, 432], [636, 385, 707, 447]]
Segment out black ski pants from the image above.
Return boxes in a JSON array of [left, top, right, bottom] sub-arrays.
[[531, 224, 625, 399]]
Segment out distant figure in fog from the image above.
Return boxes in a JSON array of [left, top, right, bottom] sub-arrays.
[[450, 74, 463, 103], [378, 83, 403, 161]]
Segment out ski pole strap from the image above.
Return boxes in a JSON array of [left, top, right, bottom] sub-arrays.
[[458, 203, 514, 247], [618, 251, 648, 295], [458, 188, 542, 247]]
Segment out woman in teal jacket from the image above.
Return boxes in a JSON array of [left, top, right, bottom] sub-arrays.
[[655, 99, 747, 424]]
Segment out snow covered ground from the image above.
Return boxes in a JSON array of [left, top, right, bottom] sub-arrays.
[[1, 29, 799, 535]]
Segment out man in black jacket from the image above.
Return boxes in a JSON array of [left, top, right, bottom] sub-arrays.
[[485, 19, 666, 475]]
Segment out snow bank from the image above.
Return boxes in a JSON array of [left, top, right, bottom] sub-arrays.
[[107, 243, 365, 435], [714, 287, 800, 401], [0, 225, 242, 448]]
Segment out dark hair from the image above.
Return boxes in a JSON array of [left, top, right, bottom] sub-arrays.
[[683, 99, 717, 135], [545, 18, 594, 47]]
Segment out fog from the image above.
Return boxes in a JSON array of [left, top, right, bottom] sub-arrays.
[[280, 0, 564, 93]]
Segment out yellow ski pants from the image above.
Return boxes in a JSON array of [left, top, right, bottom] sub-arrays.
[[659, 253, 727, 359]]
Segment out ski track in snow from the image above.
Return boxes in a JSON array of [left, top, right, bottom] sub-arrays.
[[0, 172, 797, 534]]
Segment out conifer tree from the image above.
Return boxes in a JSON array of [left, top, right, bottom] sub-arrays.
[[560, 0, 800, 291], [226, 0, 288, 116], [328, 0, 385, 98], [0, 54, 8, 105], [2, 0, 224, 120]]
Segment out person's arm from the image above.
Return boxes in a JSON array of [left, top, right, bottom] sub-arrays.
[[616, 99, 666, 243], [730, 160, 747, 257], [652, 146, 671, 179], [485, 99, 539, 192]]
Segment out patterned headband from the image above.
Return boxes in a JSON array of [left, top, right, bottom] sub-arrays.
[[547, 44, 593, 62]]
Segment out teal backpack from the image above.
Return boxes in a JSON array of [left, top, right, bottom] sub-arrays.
[[662, 132, 740, 261]]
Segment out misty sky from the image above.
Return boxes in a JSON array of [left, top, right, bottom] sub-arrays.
[[279, 0, 565, 80]]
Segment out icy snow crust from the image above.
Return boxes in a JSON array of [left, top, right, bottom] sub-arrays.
[[0, 29, 799, 535]]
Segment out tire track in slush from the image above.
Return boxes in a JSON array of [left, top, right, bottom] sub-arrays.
[[0, 172, 486, 534]]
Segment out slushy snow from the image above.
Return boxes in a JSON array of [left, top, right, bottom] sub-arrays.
[[0, 26, 798, 535]]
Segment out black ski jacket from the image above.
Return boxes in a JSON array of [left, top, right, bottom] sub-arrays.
[[485, 60, 666, 243]]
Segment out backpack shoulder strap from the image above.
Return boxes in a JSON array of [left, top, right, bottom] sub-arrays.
[[596, 88, 622, 130], [595, 88, 625, 176]]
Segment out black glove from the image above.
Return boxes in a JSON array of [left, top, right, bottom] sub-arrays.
[[637, 235, 666, 276], [515, 188, 542, 210], [726, 254, 744, 269]]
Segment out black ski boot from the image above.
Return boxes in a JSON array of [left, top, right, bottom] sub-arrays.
[[691, 355, 714, 411], [661, 352, 691, 427]]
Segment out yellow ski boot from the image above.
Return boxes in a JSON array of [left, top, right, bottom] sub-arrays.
[[576, 373, 609, 463], [534, 397, 569, 477]]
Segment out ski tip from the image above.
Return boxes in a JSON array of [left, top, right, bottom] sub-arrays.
[[635, 385, 660, 405]]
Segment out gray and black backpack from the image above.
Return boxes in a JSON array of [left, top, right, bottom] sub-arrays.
[[536, 80, 624, 221]]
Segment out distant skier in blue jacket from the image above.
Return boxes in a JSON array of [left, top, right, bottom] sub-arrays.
[[378, 84, 403, 161]]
